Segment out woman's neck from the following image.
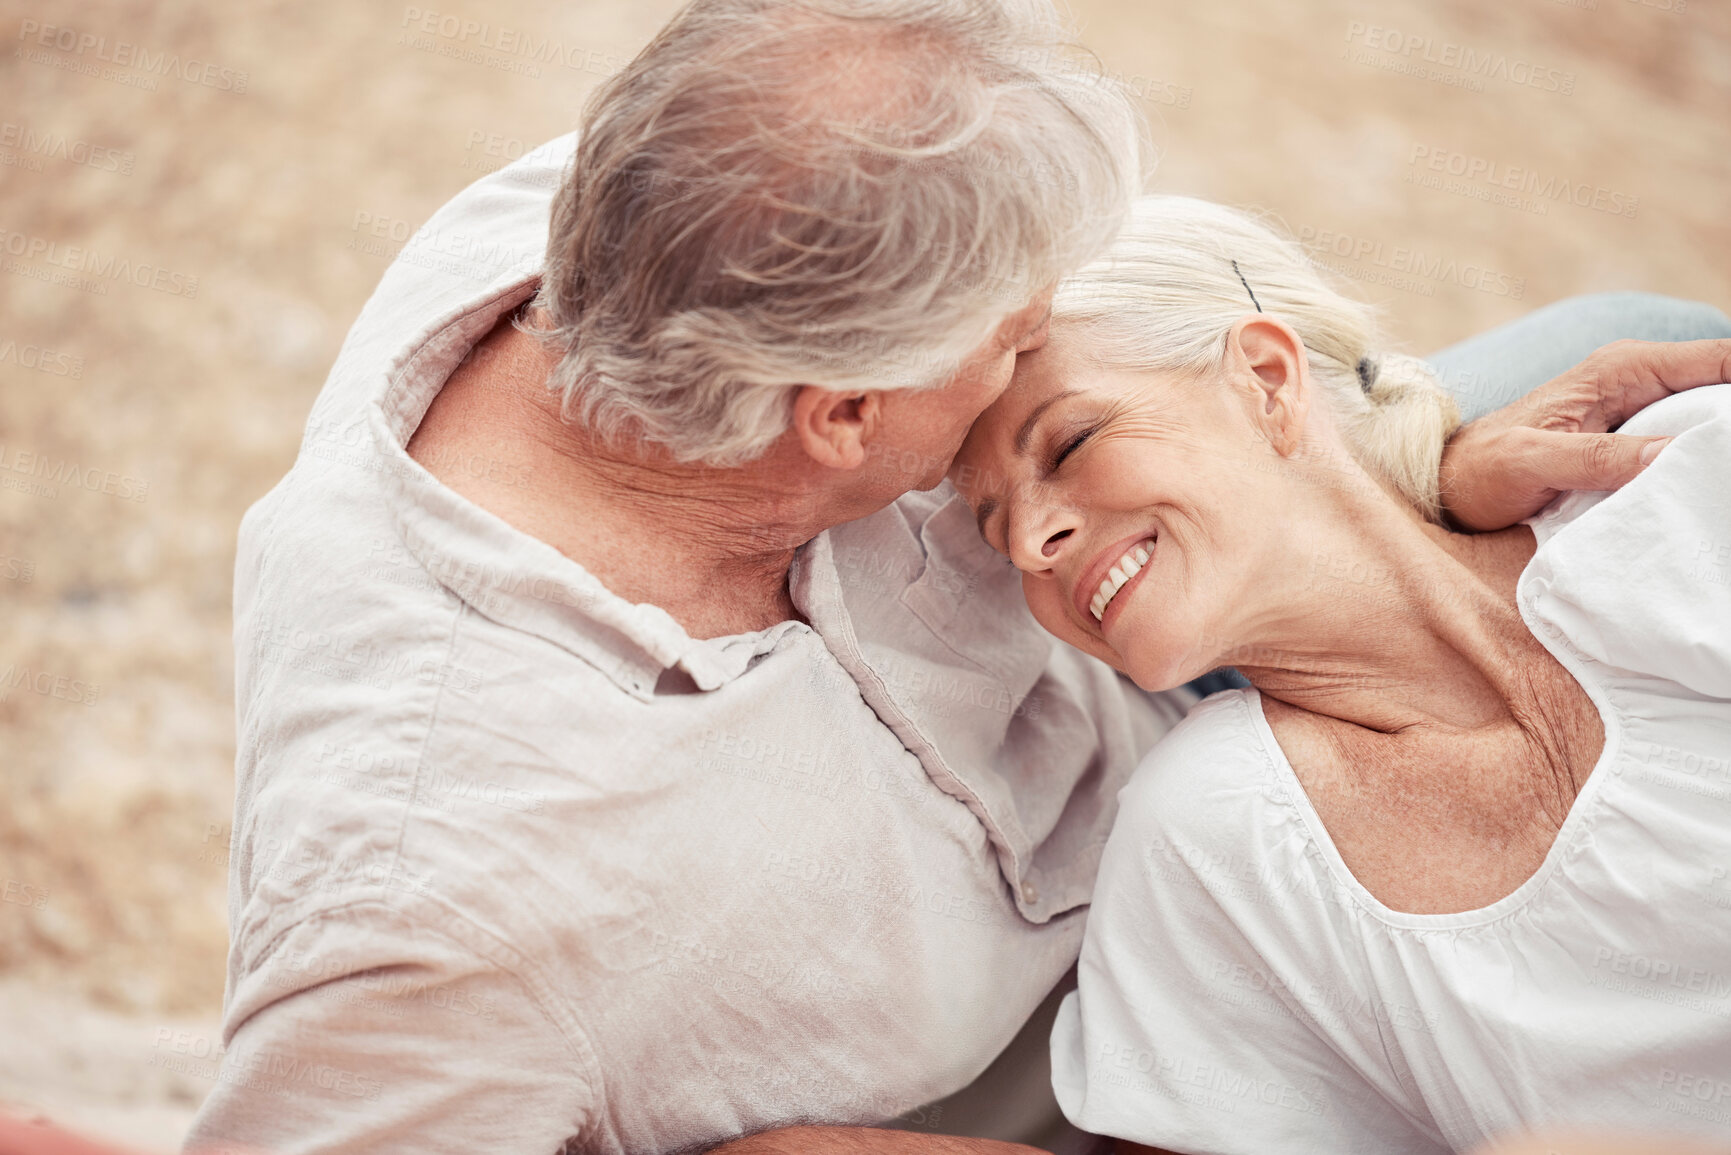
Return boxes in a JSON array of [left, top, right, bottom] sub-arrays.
[[1236, 501, 1542, 736], [1225, 479, 1604, 915]]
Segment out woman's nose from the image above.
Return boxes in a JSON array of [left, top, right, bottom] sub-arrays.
[[1009, 496, 1079, 570]]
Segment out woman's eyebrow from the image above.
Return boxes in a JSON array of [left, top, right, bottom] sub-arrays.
[[1013, 390, 1081, 455]]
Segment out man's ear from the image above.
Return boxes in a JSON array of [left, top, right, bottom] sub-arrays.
[[1227, 316, 1310, 457], [790, 386, 880, 470]]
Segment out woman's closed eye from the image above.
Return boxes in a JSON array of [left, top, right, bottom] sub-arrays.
[[1047, 425, 1097, 472]]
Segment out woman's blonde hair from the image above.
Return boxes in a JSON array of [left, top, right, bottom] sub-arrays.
[[1054, 195, 1461, 521]]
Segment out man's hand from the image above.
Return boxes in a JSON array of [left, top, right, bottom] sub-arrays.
[[1438, 337, 1731, 531]]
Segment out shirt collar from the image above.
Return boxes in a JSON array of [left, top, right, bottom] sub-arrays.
[[368, 273, 815, 701]]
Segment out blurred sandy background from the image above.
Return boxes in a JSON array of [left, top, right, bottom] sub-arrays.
[[0, 0, 1726, 1148]]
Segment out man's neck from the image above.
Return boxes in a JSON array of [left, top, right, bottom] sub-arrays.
[[406, 312, 844, 639], [518, 426, 817, 638]]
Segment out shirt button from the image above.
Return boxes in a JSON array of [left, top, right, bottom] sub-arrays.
[[1020, 881, 1039, 905]]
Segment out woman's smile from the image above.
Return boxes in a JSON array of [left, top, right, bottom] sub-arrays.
[[1076, 532, 1159, 628]]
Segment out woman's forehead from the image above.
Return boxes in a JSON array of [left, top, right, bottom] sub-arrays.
[[952, 340, 1074, 500], [985, 337, 1077, 433]]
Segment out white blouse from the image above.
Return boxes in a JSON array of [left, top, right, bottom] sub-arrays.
[[1051, 384, 1731, 1152]]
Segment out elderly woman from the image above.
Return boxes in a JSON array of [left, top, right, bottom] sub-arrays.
[[952, 196, 1731, 1153]]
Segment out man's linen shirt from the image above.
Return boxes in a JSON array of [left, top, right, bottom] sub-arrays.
[[186, 133, 1187, 1155]]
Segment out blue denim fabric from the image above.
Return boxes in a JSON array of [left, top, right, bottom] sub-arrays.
[[1427, 291, 1731, 421]]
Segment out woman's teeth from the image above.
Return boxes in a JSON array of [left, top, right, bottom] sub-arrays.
[[1089, 539, 1155, 622]]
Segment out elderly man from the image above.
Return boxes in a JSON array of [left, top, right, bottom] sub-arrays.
[[185, 0, 1730, 1153]]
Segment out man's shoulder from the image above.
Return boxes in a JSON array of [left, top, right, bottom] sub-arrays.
[[395, 131, 574, 280], [293, 134, 577, 453], [829, 484, 1020, 618]]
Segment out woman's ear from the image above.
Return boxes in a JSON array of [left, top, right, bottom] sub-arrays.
[[790, 386, 880, 470], [1227, 315, 1310, 457]]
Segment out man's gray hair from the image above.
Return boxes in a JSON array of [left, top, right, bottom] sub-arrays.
[[532, 0, 1141, 466]]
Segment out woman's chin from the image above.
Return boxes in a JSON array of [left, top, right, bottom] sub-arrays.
[[1115, 643, 1204, 695], [1035, 598, 1204, 692], [1126, 664, 1204, 695], [1104, 614, 1217, 693]]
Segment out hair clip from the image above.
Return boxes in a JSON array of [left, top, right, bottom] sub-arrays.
[[1231, 260, 1263, 313], [1356, 356, 1377, 393]]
